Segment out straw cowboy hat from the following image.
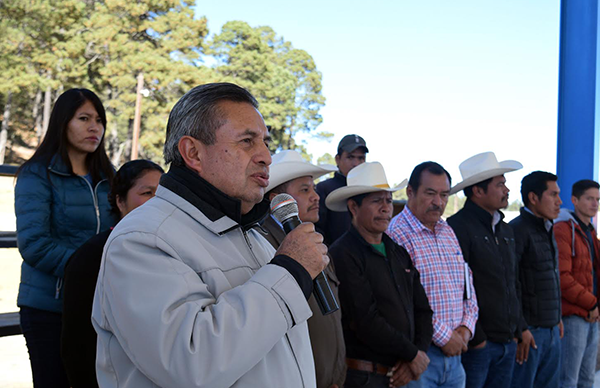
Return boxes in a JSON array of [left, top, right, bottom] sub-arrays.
[[266, 150, 337, 192], [450, 151, 523, 195], [325, 162, 407, 212]]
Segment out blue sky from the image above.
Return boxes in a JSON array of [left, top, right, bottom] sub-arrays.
[[195, 0, 561, 199]]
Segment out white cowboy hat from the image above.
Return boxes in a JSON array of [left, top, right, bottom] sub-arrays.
[[266, 150, 337, 192], [450, 151, 523, 195], [325, 162, 407, 212]]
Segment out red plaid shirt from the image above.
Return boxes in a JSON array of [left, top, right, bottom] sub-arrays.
[[387, 207, 478, 347]]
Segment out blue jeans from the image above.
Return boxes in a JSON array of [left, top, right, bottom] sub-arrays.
[[560, 316, 598, 388], [408, 345, 465, 388], [510, 325, 560, 388], [461, 340, 517, 388], [20, 307, 70, 388]]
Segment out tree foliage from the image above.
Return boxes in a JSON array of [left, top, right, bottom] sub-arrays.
[[208, 21, 326, 153], [0, 2, 326, 166]]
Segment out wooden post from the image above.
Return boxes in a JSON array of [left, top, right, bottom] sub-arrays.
[[131, 73, 144, 160]]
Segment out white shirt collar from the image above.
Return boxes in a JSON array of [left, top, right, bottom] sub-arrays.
[[492, 211, 502, 233]]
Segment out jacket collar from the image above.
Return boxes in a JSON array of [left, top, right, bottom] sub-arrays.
[[555, 208, 595, 234], [47, 154, 110, 182], [160, 164, 270, 233], [349, 223, 396, 257], [464, 199, 505, 228], [48, 154, 72, 176], [520, 206, 553, 232], [333, 171, 347, 185], [572, 212, 594, 233]]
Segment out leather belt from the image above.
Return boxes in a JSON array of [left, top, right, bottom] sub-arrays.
[[346, 358, 391, 376]]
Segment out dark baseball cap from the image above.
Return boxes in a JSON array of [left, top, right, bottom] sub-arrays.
[[337, 134, 369, 154]]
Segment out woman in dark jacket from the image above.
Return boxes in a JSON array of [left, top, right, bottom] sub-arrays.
[[61, 159, 163, 388], [15, 88, 117, 388]]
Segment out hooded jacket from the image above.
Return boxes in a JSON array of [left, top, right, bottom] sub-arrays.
[[92, 166, 316, 388], [15, 154, 115, 313], [554, 208, 600, 318]]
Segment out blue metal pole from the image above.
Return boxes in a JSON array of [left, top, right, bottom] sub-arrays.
[[557, 0, 600, 208]]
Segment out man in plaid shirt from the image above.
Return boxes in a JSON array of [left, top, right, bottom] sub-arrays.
[[387, 161, 478, 388]]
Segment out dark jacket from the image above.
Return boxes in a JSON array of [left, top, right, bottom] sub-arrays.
[[554, 209, 600, 318], [330, 225, 433, 367], [259, 214, 346, 388], [15, 155, 116, 313], [447, 200, 523, 346], [61, 229, 111, 388], [509, 208, 561, 328], [316, 172, 351, 245]]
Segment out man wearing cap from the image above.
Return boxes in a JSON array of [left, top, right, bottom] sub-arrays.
[[446, 152, 524, 388], [553, 179, 600, 388], [509, 171, 563, 388], [387, 161, 478, 388], [316, 134, 368, 246], [261, 150, 346, 388], [327, 162, 433, 388]]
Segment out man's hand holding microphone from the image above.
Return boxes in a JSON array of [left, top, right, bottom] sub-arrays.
[[271, 194, 338, 315]]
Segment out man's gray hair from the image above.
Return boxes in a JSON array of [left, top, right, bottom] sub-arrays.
[[164, 83, 259, 165]]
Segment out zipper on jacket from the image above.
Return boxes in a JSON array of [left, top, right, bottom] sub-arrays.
[[94, 179, 107, 229], [55, 278, 63, 299], [79, 176, 104, 234], [283, 333, 305, 387], [241, 229, 262, 268], [572, 220, 594, 259], [48, 165, 104, 234]]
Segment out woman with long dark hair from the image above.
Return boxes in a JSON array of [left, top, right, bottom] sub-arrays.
[[61, 159, 163, 388], [14, 88, 117, 387]]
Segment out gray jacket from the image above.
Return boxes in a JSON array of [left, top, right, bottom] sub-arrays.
[[92, 183, 316, 387]]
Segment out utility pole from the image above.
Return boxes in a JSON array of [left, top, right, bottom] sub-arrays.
[[131, 73, 144, 160]]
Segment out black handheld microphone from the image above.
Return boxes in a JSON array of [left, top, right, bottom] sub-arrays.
[[270, 193, 339, 316]]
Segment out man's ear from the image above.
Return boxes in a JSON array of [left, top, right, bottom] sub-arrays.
[[347, 198, 358, 218], [472, 185, 485, 199], [334, 154, 341, 168], [406, 185, 414, 200], [528, 191, 539, 207], [178, 136, 204, 175]]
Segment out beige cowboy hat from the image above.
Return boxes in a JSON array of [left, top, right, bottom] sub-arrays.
[[325, 162, 407, 212], [450, 151, 523, 195], [266, 150, 337, 192]]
